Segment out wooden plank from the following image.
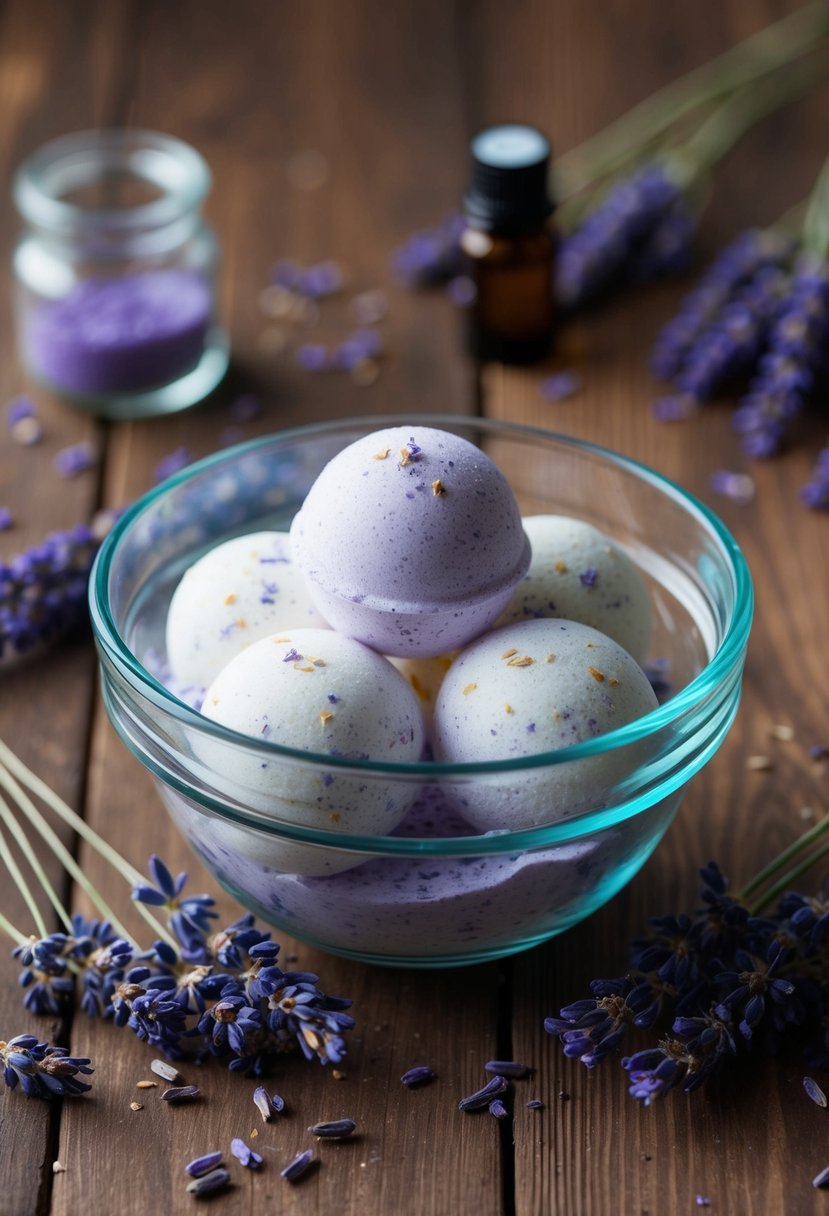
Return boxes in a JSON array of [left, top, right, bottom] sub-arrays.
[[55, 2, 498, 1214], [0, 2, 142, 1211], [464, 0, 829, 1205]]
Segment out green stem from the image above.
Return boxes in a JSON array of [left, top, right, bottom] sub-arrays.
[[748, 835, 829, 915], [0, 739, 146, 889], [0, 791, 73, 933], [0, 762, 137, 944], [674, 51, 829, 187], [740, 813, 829, 900], [0, 818, 48, 939], [802, 150, 829, 258], [0, 908, 30, 948], [556, 1, 829, 197], [0, 745, 176, 948]]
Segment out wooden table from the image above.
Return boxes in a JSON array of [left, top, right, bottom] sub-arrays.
[[2, 2, 828, 1212]]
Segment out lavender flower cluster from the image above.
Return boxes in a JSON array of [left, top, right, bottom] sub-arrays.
[[545, 860, 829, 1104], [651, 232, 829, 500], [10, 856, 352, 1090], [0, 513, 118, 660]]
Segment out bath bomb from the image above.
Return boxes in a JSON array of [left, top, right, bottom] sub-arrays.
[[432, 617, 658, 831], [165, 531, 328, 694], [197, 627, 425, 874], [498, 515, 652, 662], [289, 426, 531, 657], [172, 782, 672, 961]]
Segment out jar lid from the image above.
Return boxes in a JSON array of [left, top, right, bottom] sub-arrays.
[[463, 124, 554, 230]]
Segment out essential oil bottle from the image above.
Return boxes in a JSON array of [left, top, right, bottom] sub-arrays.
[[461, 123, 556, 364]]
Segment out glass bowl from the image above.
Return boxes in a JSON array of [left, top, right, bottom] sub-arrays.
[[89, 414, 753, 968]]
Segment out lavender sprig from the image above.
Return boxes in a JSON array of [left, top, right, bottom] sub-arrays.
[[545, 817, 829, 1104], [0, 515, 117, 660], [0, 1035, 93, 1099]]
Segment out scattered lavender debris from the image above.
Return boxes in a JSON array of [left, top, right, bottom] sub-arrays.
[[401, 1065, 435, 1087], [391, 213, 464, 287], [151, 1059, 183, 1084], [186, 1167, 231, 1197], [695, 1198, 712, 1209], [527, 1099, 545, 1110], [231, 1137, 263, 1168], [296, 342, 330, 372], [488, 1098, 509, 1119], [803, 1076, 827, 1107], [185, 1151, 224, 1178], [813, 1166, 829, 1190], [254, 1085, 284, 1120], [539, 371, 581, 402], [54, 442, 96, 478], [154, 447, 192, 484], [651, 394, 696, 422], [579, 567, 599, 589], [307, 1118, 356, 1139], [230, 394, 263, 422], [483, 1060, 530, 1079], [809, 744, 829, 761], [6, 396, 35, 425], [446, 275, 476, 308], [458, 1075, 509, 1112], [281, 1149, 315, 1182], [710, 469, 755, 505], [0, 508, 13, 531], [161, 1085, 201, 1103]]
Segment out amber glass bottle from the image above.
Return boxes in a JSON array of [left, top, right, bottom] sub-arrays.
[[461, 124, 556, 364]]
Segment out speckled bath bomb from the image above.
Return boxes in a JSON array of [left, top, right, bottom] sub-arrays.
[[165, 531, 328, 694], [198, 627, 426, 874], [432, 617, 658, 831], [289, 426, 531, 657], [497, 515, 652, 662]]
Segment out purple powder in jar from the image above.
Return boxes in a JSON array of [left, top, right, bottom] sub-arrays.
[[25, 270, 211, 394]]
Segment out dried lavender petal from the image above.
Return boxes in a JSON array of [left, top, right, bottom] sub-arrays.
[[161, 1085, 200, 1103], [231, 1137, 263, 1169], [539, 370, 581, 402], [0, 508, 13, 530], [527, 1099, 545, 1110], [695, 1199, 712, 1209], [151, 1059, 182, 1084], [253, 1084, 285, 1121], [186, 1167, 231, 1196], [54, 442, 96, 478], [484, 1060, 531, 1079], [458, 1075, 509, 1112], [185, 1152, 223, 1178], [814, 1167, 829, 1190], [804, 1076, 827, 1107], [308, 1118, 356, 1139], [488, 1098, 509, 1119], [281, 1149, 314, 1181], [400, 1066, 435, 1087]]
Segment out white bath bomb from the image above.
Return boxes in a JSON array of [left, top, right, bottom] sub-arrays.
[[198, 628, 425, 874], [497, 515, 652, 662], [432, 617, 658, 831], [166, 531, 328, 693]]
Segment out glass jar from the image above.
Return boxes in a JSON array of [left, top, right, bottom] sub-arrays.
[[12, 129, 229, 420]]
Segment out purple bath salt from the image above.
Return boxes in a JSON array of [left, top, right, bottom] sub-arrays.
[[25, 270, 211, 395]]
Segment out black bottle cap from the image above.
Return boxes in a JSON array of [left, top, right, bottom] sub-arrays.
[[463, 124, 554, 231]]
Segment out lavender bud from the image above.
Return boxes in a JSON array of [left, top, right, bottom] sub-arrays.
[[281, 1149, 314, 1182], [458, 1075, 509, 1112], [483, 1060, 531, 1079], [231, 1138, 263, 1168], [400, 1065, 435, 1087], [185, 1152, 223, 1178], [185, 1167, 231, 1196], [307, 1118, 356, 1138]]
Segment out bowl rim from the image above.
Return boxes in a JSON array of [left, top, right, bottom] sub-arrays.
[[89, 412, 754, 779]]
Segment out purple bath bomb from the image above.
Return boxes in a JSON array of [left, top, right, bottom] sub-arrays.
[[289, 426, 531, 657]]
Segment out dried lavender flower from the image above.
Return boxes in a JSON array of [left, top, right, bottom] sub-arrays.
[[54, 441, 97, 478], [483, 1060, 531, 1078], [161, 1085, 201, 1103], [458, 1075, 509, 1112], [527, 1099, 545, 1110], [231, 1137, 263, 1168], [539, 370, 581, 402], [185, 1152, 224, 1178], [307, 1118, 356, 1139], [803, 1076, 827, 1107], [400, 1065, 435, 1087], [151, 1059, 183, 1084], [186, 1167, 231, 1196], [253, 1084, 285, 1120], [0, 1035, 93, 1099], [488, 1098, 509, 1119], [280, 1149, 314, 1182]]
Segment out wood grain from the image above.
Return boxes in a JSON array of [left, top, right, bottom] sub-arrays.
[[1, 0, 828, 1213]]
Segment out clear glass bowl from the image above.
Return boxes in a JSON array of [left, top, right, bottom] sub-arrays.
[[89, 414, 753, 968]]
